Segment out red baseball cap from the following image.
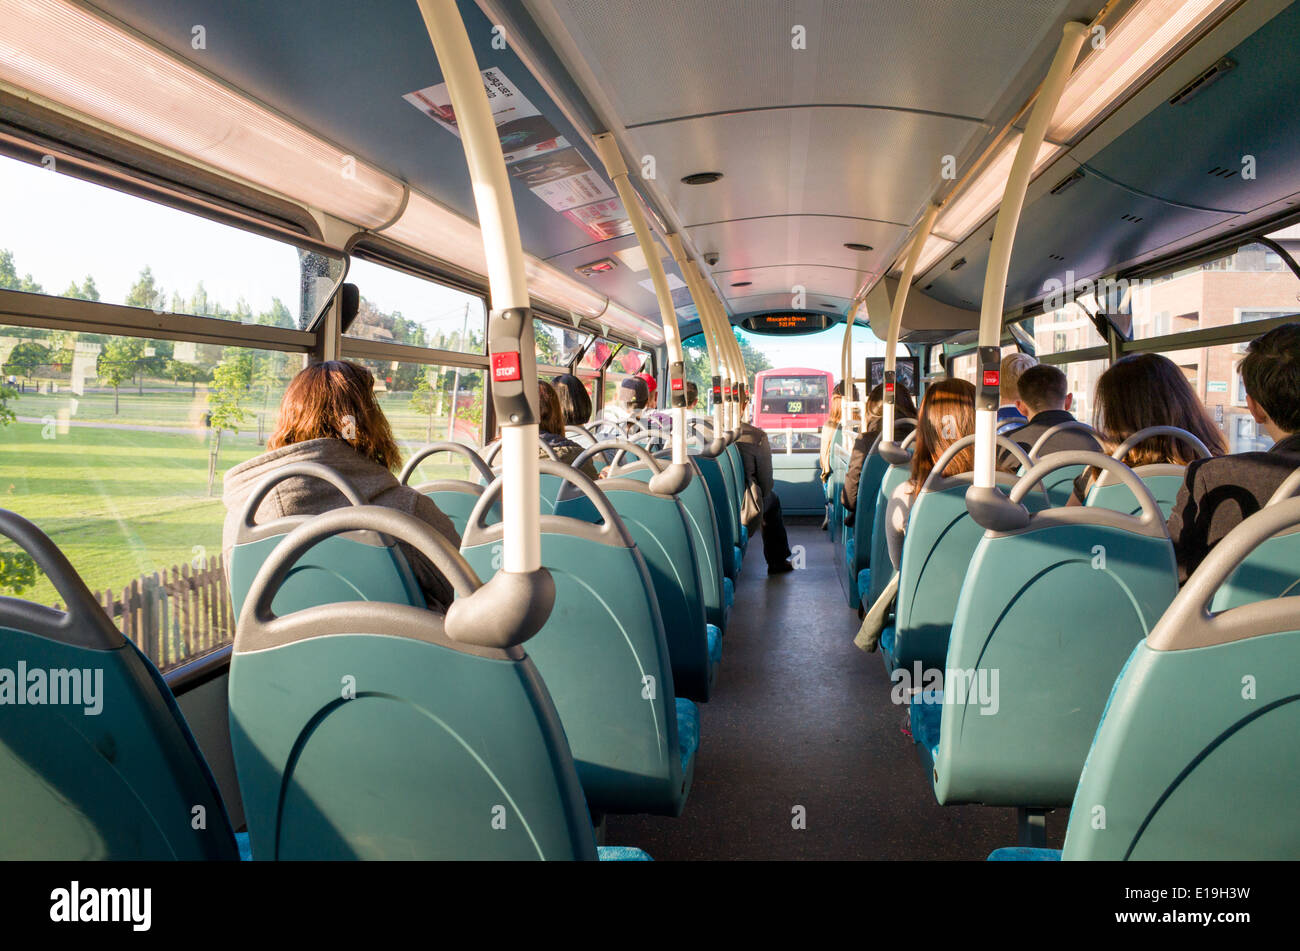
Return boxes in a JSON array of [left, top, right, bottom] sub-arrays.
[[634, 371, 658, 395]]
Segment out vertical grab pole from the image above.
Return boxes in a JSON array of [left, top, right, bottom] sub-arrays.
[[716, 288, 745, 431], [593, 134, 691, 492], [668, 235, 727, 455], [416, 0, 540, 573], [877, 203, 940, 464], [968, 20, 1088, 529], [692, 261, 735, 440], [840, 305, 854, 449]]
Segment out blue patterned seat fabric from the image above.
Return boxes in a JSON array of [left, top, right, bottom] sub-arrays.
[[723, 577, 734, 608], [734, 546, 743, 570], [675, 698, 700, 775], [707, 625, 722, 666], [857, 568, 871, 602], [909, 690, 943, 764], [987, 848, 1062, 861], [598, 846, 654, 861]]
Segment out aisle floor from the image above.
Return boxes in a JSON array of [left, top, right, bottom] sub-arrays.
[[605, 518, 1069, 860]]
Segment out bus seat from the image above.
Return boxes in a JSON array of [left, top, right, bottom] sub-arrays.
[[226, 463, 422, 620], [1024, 420, 1106, 508], [1208, 470, 1300, 609], [1085, 426, 1212, 520], [888, 436, 1041, 673], [1085, 465, 1187, 520], [925, 452, 1178, 808], [722, 442, 745, 548], [0, 509, 239, 860], [623, 452, 730, 633], [399, 441, 500, 535], [1000, 499, 1300, 860], [228, 504, 613, 860], [695, 452, 740, 580], [562, 443, 718, 702], [863, 462, 912, 609], [460, 462, 696, 816]]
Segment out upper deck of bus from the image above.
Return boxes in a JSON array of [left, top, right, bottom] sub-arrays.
[[1, 0, 1299, 889]]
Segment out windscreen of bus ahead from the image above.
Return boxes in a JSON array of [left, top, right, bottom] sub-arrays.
[[755, 369, 831, 434]]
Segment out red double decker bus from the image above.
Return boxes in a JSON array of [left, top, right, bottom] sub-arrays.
[[752, 367, 834, 432]]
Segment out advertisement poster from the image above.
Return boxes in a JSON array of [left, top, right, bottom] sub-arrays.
[[564, 198, 636, 241], [404, 67, 569, 164], [509, 147, 615, 211]]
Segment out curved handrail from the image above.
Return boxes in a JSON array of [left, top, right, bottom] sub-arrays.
[[922, 434, 1032, 493], [1028, 420, 1102, 460], [239, 463, 366, 533], [0, 508, 124, 649], [399, 441, 494, 487], [1149, 497, 1300, 651], [1111, 425, 1212, 463], [463, 459, 630, 548], [572, 439, 665, 478], [482, 436, 560, 466], [1010, 451, 1164, 526]]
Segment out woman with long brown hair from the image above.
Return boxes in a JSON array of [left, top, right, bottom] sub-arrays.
[[221, 359, 460, 610], [536, 380, 598, 478], [883, 378, 977, 569], [1071, 353, 1227, 503], [841, 381, 920, 524]]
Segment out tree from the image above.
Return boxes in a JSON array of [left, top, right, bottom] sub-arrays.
[[409, 369, 441, 442], [206, 351, 253, 495], [125, 267, 164, 311], [256, 297, 294, 329], [0, 248, 44, 294], [96, 338, 144, 414], [3, 341, 51, 381], [166, 358, 212, 396], [63, 275, 100, 301], [0, 381, 15, 429], [0, 549, 39, 596]]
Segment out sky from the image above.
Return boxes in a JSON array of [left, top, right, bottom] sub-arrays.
[[0, 154, 481, 330]]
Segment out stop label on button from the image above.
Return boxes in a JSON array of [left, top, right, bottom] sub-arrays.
[[492, 351, 522, 382]]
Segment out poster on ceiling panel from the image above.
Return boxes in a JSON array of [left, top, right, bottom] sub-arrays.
[[403, 67, 569, 164]]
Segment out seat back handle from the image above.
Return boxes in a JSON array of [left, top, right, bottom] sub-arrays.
[[463, 459, 631, 549], [1028, 420, 1102, 460], [399, 441, 494, 486], [1111, 425, 1211, 462], [1149, 497, 1300, 651], [923, 433, 1032, 494], [239, 462, 366, 535]]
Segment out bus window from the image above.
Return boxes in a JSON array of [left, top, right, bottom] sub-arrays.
[[754, 368, 832, 445], [345, 357, 485, 455], [534, 319, 591, 371], [345, 257, 485, 353]]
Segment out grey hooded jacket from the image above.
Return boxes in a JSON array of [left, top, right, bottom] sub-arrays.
[[221, 438, 461, 609]]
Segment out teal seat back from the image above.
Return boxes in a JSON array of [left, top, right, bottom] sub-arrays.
[[1213, 532, 1300, 609], [624, 456, 727, 634], [1037, 464, 1086, 507], [461, 463, 691, 816], [538, 472, 565, 516], [227, 505, 597, 860], [417, 482, 499, 538], [0, 510, 238, 860], [227, 462, 422, 620], [1065, 498, 1300, 859], [893, 471, 1040, 673], [721, 443, 744, 545], [867, 464, 912, 607], [934, 453, 1178, 808], [562, 455, 713, 702], [695, 452, 739, 579], [1085, 464, 1187, 520]]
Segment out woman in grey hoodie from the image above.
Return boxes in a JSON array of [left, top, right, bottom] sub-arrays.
[[221, 360, 460, 610]]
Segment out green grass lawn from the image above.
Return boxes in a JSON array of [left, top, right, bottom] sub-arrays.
[[1, 414, 481, 607]]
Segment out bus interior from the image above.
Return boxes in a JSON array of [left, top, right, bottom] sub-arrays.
[[1, 0, 1299, 884]]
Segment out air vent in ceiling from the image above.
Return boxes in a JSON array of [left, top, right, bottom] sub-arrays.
[[843, 242, 874, 252], [1169, 57, 1236, 106], [1050, 169, 1085, 195], [1207, 165, 1238, 179], [1121, 213, 1145, 223], [1049, 253, 1065, 262], [950, 257, 967, 271], [681, 171, 723, 185], [730, 280, 752, 287], [923, 284, 934, 291]]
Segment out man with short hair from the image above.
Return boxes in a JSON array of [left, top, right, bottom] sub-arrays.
[[1167, 323, 1300, 584], [1002, 363, 1100, 459], [603, 376, 648, 425], [685, 381, 699, 408], [998, 352, 1039, 432]]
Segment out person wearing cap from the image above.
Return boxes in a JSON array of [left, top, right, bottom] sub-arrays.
[[603, 375, 649, 427], [638, 370, 674, 439]]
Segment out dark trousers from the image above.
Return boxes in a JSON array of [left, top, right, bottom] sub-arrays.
[[762, 492, 792, 566]]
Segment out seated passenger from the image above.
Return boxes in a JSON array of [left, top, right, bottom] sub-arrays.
[[602, 376, 649, 431], [1001, 363, 1100, 461], [537, 381, 598, 478], [842, 382, 918, 525], [1168, 324, 1300, 583], [637, 371, 672, 438], [819, 381, 846, 484], [736, 390, 794, 574], [884, 379, 976, 571], [1071, 353, 1226, 505], [997, 352, 1038, 433], [684, 380, 699, 409], [551, 372, 593, 427], [221, 360, 460, 610]]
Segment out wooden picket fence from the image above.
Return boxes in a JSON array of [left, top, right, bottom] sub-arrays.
[[63, 557, 234, 671]]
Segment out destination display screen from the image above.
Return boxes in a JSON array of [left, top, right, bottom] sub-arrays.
[[741, 312, 831, 334]]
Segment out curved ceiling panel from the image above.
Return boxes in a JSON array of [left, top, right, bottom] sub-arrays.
[[685, 214, 904, 291], [540, 0, 1073, 124], [713, 264, 869, 311], [628, 107, 979, 228]]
